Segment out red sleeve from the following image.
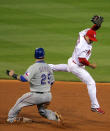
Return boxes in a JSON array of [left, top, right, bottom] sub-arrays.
[[91, 24, 101, 31], [78, 58, 90, 66]]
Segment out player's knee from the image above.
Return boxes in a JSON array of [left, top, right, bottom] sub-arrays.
[[89, 81, 95, 86], [87, 78, 96, 86], [38, 108, 47, 118]]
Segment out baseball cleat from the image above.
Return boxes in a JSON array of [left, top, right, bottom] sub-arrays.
[[55, 112, 62, 122], [91, 108, 105, 114], [6, 117, 32, 123], [7, 117, 21, 123]]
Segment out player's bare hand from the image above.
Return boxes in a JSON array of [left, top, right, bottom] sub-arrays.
[[89, 63, 96, 69]]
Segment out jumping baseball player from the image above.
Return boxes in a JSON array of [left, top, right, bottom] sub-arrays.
[[49, 15, 105, 114], [6, 48, 61, 123]]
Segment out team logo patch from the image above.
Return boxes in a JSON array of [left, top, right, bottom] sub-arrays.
[[25, 72, 30, 76]]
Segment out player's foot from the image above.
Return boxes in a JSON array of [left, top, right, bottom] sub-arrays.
[[55, 112, 62, 122], [7, 117, 21, 123], [91, 108, 105, 114], [7, 117, 32, 123]]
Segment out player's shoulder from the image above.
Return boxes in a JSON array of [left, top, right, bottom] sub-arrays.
[[27, 63, 36, 70], [31, 63, 37, 67], [76, 37, 87, 50], [28, 62, 41, 69], [79, 28, 90, 36]]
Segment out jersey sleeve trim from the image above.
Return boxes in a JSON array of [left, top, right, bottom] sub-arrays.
[[20, 75, 28, 82], [78, 57, 90, 66]]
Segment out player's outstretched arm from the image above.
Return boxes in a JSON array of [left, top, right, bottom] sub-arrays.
[[6, 70, 19, 79], [91, 15, 104, 31], [6, 70, 27, 82], [78, 58, 96, 69], [91, 15, 104, 26]]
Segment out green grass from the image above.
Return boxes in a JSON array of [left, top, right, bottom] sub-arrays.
[[0, 0, 110, 82]]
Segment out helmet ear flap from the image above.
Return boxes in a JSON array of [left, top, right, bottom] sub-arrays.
[[34, 48, 45, 59]]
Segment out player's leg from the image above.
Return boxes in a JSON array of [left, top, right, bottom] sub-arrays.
[[37, 103, 61, 122], [74, 69, 104, 114], [48, 64, 68, 72], [67, 58, 100, 109], [7, 92, 33, 123], [74, 69, 99, 108], [78, 70, 99, 108], [37, 92, 61, 122]]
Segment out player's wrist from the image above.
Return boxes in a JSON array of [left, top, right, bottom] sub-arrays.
[[91, 24, 101, 31], [12, 73, 18, 79]]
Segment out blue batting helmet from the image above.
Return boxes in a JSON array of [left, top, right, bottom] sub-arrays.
[[34, 48, 45, 59]]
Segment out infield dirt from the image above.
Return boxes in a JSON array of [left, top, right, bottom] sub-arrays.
[[0, 80, 110, 131]]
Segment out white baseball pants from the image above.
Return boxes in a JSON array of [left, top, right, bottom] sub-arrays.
[[67, 57, 100, 108], [48, 64, 68, 72], [8, 92, 59, 122], [48, 58, 100, 108]]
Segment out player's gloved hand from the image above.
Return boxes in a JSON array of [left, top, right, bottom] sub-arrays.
[[6, 70, 10, 76], [6, 70, 16, 77], [91, 15, 104, 26]]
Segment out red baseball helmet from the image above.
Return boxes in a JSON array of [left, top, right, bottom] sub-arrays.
[[86, 29, 97, 42]]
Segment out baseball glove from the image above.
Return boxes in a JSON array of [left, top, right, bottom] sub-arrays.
[[6, 70, 10, 76], [91, 15, 104, 26], [6, 69, 18, 79]]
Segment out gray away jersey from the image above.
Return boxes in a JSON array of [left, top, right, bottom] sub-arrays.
[[23, 61, 55, 92]]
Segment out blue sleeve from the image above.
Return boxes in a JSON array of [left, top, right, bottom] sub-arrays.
[[20, 75, 28, 82]]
